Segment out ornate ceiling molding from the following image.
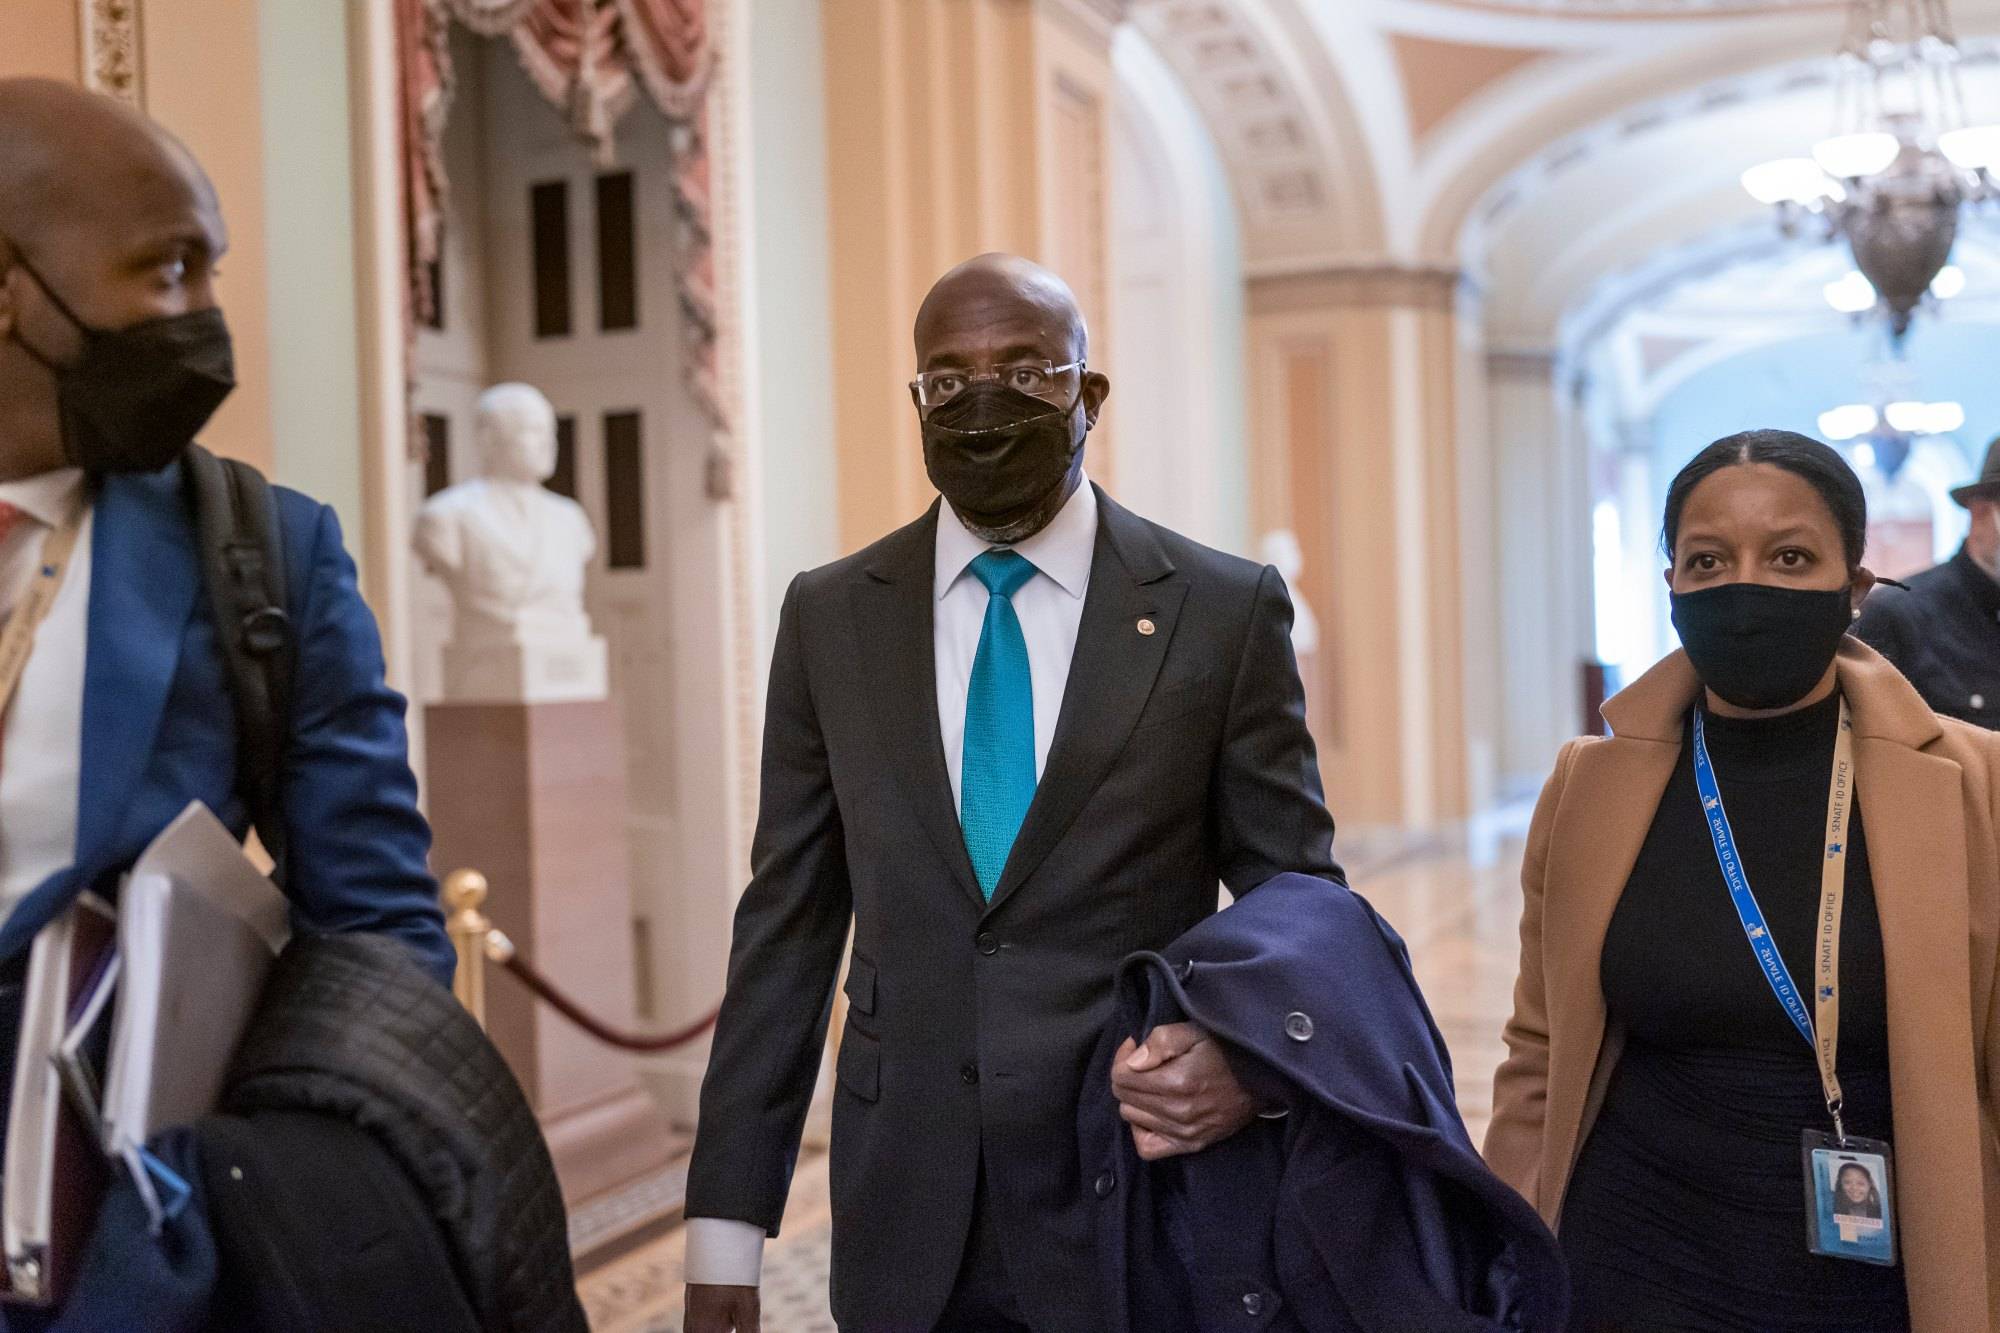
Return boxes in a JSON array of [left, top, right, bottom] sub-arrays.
[[1051, 0, 1135, 39], [1247, 263, 1466, 315], [1129, 0, 1382, 262], [79, 0, 144, 106]]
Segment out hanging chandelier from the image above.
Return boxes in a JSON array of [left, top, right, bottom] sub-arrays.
[[1742, 0, 2000, 348]]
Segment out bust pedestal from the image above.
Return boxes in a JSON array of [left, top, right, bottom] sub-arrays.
[[425, 699, 681, 1206], [441, 635, 610, 704]]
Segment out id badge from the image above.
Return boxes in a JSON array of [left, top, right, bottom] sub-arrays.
[[1802, 1130, 1897, 1267]]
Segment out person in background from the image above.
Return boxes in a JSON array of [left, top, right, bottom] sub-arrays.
[[1855, 434, 2000, 729], [1486, 430, 2000, 1332]]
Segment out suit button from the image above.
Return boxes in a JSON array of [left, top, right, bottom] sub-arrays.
[[1973, 694, 1987, 711], [976, 932, 999, 956], [1094, 1171, 1115, 1199], [1284, 1012, 1314, 1043], [1242, 1291, 1265, 1316], [960, 1063, 979, 1085]]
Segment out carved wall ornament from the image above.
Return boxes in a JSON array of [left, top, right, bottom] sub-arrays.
[[80, 0, 145, 106]]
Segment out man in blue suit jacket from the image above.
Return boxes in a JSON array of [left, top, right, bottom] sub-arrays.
[[0, 79, 452, 1011]]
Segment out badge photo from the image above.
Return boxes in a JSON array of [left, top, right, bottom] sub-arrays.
[[1803, 1132, 1897, 1267]]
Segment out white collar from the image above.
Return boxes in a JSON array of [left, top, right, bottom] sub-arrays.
[[935, 474, 1097, 602], [0, 467, 86, 529]]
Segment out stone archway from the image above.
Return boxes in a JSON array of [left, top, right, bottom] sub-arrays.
[[1128, 0, 1388, 268]]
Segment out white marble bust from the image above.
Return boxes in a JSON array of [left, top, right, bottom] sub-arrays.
[[1260, 529, 1320, 657], [414, 383, 608, 703]]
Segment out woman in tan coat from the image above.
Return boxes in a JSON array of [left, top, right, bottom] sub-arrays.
[[1486, 430, 2000, 1332]]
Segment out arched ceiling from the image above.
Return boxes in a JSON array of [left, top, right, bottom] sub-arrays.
[[1126, 0, 2000, 339], [1126, 0, 1387, 266]]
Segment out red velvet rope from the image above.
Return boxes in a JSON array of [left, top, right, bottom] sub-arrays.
[[497, 952, 719, 1052]]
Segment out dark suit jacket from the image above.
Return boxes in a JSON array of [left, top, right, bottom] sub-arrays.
[[0, 461, 452, 983], [686, 487, 1344, 1332], [1082, 874, 1567, 1333], [1855, 545, 2000, 729]]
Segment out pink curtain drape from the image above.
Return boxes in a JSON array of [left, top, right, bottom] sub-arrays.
[[400, 0, 722, 428]]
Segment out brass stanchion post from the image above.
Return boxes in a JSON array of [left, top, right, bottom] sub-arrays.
[[444, 869, 493, 1027]]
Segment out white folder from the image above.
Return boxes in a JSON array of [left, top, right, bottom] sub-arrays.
[[0, 802, 288, 1305]]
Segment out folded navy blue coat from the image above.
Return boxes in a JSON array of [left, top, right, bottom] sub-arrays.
[[1079, 873, 1569, 1333]]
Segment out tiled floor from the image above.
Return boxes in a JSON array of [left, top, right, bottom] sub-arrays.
[[574, 833, 1530, 1330]]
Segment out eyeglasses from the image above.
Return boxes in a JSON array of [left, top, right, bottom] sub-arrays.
[[910, 360, 1084, 411]]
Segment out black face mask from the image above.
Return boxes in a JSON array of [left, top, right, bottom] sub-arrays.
[[7, 250, 235, 474], [1670, 582, 1854, 712], [922, 381, 1083, 537]]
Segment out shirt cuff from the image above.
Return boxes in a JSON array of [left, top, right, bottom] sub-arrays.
[[683, 1217, 767, 1287]]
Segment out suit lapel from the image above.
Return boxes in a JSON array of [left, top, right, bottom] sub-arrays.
[[1535, 650, 1699, 1211], [986, 492, 1183, 915], [75, 467, 201, 874], [1834, 640, 1996, 1325], [1537, 731, 1679, 1210], [851, 506, 986, 908], [1854, 736, 1991, 1321]]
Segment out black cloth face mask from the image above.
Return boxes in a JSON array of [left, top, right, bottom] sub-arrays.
[[1670, 581, 1854, 711], [7, 250, 235, 474], [922, 381, 1083, 536]]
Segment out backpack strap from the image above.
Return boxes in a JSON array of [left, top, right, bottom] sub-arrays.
[[182, 444, 294, 884]]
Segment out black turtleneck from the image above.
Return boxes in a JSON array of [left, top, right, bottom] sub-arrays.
[[1560, 692, 1909, 1332]]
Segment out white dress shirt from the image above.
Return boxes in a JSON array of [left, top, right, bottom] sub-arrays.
[[0, 468, 91, 924], [684, 478, 1100, 1288], [934, 476, 1096, 808]]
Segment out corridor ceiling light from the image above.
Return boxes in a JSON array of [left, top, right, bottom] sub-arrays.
[[1814, 131, 1903, 180], [1941, 125, 2000, 169], [1930, 263, 1967, 298], [1883, 399, 1965, 433], [1826, 270, 1880, 312], [1820, 403, 1881, 440], [1743, 1, 2000, 349], [1743, 158, 1842, 205]]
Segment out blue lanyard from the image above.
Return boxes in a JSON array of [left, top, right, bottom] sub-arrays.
[[1691, 709, 1821, 1052]]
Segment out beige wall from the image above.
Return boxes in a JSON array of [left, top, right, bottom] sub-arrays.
[[0, 0, 80, 85], [822, 0, 1122, 552]]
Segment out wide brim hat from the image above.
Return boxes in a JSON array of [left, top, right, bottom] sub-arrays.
[[1951, 435, 2000, 507]]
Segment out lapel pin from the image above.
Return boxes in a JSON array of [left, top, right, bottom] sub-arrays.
[[1136, 618, 1156, 636]]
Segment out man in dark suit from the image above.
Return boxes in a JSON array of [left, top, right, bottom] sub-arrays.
[[0, 80, 451, 995], [684, 254, 1345, 1333], [1856, 436, 2000, 729]]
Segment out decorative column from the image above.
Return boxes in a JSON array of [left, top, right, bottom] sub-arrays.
[[427, 698, 684, 1207], [1245, 265, 1472, 831], [1484, 345, 1594, 793], [821, 0, 1128, 550]]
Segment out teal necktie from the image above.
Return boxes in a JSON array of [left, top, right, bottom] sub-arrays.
[[961, 550, 1038, 899]]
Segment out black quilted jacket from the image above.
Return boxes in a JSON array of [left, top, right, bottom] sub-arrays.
[[221, 933, 587, 1333]]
